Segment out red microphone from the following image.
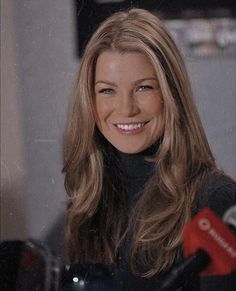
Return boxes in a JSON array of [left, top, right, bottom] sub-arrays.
[[184, 207, 236, 276], [159, 207, 236, 291]]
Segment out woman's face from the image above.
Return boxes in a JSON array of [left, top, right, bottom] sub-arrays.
[[94, 51, 164, 154]]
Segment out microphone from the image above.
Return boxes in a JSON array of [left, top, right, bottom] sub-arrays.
[[223, 205, 236, 232], [0, 239, 61, 291], [159, 206, 236, 291], [0, 239, 121, 291]]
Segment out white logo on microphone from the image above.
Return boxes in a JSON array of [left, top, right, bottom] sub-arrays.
[[197, 216, 236, 258], [198, 218, 211, 231]]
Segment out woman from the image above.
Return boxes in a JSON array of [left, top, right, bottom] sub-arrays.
[[62, 8, 236, 290]]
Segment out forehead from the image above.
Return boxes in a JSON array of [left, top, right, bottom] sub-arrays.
[[95, 50, 157, 81]]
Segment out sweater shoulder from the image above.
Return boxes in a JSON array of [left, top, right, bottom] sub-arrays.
[[196, 173, 236, 218]]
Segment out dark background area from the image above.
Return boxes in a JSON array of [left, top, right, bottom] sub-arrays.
[[75, 0, 236, 56]]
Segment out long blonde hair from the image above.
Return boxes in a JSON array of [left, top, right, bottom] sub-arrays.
[[63, 8, 217, 276]]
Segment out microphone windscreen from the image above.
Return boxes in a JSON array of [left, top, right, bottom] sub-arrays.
[[183, 208, 236, 276], [223, 205, 236, 232]]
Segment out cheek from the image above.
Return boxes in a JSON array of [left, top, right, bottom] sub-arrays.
[[147, 99, 165, 132], [142, 97, 164, 117], [95, 98, 111, 123], [95, 98, 104, 119]]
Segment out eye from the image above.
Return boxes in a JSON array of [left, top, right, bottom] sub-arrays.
[[136, 85, 153, 92], [98, 88, 114, 95]]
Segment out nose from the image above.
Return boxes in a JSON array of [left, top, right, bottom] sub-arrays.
[[116, 91, 139, 117]]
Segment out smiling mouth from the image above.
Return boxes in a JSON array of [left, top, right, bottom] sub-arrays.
[[114, 122, 149, 131]]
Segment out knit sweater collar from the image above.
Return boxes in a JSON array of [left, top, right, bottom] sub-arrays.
[[108, 139, 161, 180]]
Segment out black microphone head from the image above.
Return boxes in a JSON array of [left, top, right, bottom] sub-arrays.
[[0, 240, 24, 291], [0, 239, 61, 291], [60, 263, 121, 291]]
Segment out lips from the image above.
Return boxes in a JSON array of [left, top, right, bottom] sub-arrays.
[[113, 121, 149, 134]]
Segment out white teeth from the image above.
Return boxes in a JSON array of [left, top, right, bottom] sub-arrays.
[[116, 123, 145, 131]]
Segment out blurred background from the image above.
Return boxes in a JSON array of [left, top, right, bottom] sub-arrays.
[[1, 0, 236, 259]]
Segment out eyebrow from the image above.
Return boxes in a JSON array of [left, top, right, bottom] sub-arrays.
[[95, 77, 158, 86], [133, 77, 158, 85], [95, 80, 117, 86]]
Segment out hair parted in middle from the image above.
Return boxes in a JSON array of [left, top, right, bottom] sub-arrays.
[[63, 8, 217, 277]]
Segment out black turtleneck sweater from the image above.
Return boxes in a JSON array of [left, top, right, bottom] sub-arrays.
[[112, 139, 158, 210], [107, 141, 236, 291]]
